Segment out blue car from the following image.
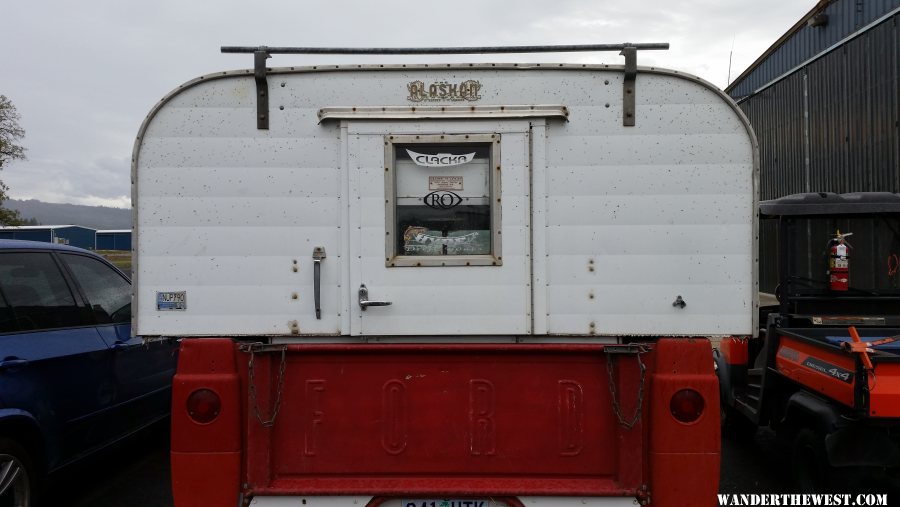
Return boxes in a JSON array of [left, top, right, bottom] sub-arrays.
[[0, 240, 177, 506]]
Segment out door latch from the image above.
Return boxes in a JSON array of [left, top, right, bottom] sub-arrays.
[[358, 284, 392, 311]]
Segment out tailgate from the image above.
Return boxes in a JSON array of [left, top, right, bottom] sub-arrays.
[[241, 344, 647, 497]]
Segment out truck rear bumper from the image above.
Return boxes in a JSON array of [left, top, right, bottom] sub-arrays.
[[248, 496, 638, 506]]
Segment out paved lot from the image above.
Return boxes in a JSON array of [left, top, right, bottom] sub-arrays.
[[53, 423, 173, 507]]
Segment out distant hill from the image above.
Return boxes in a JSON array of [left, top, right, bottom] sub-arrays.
[[7, 199, 131, 230]]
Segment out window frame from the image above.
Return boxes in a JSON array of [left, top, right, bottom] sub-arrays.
[[59, 252, 132, 325], [384, 133, 502, 267], [0, 250, 94, 333]]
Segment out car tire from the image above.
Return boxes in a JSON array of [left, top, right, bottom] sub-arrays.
[[792, 428, 831, 493], [0, 437, 37, 507]]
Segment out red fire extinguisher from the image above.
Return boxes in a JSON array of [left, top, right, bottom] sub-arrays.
[[828, 230, 852, 291]]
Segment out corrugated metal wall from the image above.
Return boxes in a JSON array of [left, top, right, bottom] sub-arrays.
[[730, 0, 900, 99], [54, 226, 97, 250], [0, 229, 52, 243], [96, 231, 132, 251], [731, 5, 899, 292]]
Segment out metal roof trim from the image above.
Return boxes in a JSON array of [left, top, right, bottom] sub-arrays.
[[317, 104, 570, 123], [725, 0, 834, 94], [760, 192, 900, 217], [728, 5, 900, 102]]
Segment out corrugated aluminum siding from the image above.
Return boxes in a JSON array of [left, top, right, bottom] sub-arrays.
[[730, 0, 900, 98], [749, 72, 808, 201], [736, 10, 899, 292]]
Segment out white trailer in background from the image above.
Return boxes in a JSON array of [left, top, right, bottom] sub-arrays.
[[132, 44, 757, 507]]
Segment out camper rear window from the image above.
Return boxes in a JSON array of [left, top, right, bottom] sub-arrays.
[[385, 134, 501, 267]]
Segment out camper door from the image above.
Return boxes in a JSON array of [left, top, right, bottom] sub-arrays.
[[346, 121, 533, 336]]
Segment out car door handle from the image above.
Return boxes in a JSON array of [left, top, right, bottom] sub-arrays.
[[0, 358, 29, 371], [358, 284, 392, 311]]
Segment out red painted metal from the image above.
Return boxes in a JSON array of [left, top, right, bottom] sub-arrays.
[[171, 339, 720, 505], [170, 338, 242, 507], [171, 451, 242, 507], [241, 344, 638, 497], [869, 362, 900, 418], [718, 337, 748, 365], [648, 339, 720, 507], [846, 326, 874, 371], [775, 335, 856, 407]]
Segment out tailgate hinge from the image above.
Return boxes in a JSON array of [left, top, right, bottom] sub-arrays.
[[254, 48, 271, 130], [621, 45, 637, 127], [603, 342, 650, 355]]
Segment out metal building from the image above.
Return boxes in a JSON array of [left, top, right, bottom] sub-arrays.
[[0, 225, 97, 250], [726, 0, 900, 291], [95, 229, 132, 251]]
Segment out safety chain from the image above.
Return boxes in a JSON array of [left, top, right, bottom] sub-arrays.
[[243, 343, 288, 428], [605, 344, 648, 430]]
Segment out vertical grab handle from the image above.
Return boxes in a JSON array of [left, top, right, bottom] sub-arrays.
[[312, 247, 326, 319]]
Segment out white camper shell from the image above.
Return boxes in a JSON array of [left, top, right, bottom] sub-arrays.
[[133, 46, 758, 339]]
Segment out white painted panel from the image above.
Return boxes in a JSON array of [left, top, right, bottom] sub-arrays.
[[139, 137, 339, 169], [549, 254, 752, 286], [139, 197, 339, 227], [530, 123, 548, 335], [144, 106, 325, 138], [558, 104, 747, 136], [547, 133, 751, 166], [134, 66, 755, 338], [546, 164, 753, 196], [546, 225, 751, 255], [546, 195, 751, 226], [540, 70, 754, 335], [136, 166, 339, 198], [138, 226, 339, 256], [138, 283, 341, 336], [135, 80, 344, 335]]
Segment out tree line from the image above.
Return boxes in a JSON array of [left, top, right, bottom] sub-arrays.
[[0, 95, 26, 225]]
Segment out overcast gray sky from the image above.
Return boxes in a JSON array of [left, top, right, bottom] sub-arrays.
[[2, 0, 813, 208]]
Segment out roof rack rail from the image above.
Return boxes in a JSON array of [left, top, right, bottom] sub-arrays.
[[221, 43, 670, 129]]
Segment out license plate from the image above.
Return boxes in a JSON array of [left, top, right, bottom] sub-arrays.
[[156, 291, 186, 311], [400, 501, 502, 507]]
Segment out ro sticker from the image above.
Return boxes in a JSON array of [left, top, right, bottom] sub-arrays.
[[157, 291, 187, 311]]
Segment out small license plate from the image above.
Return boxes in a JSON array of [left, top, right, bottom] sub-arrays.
[[400, 501, 501, 507], [156, 291, 186, 311]]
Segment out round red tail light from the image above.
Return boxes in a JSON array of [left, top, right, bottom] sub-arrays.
[[670, 388, 705, 424], [186, 388, 221, 424]]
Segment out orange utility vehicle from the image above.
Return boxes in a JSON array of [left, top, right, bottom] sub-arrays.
[[716, 192, 900, 491]]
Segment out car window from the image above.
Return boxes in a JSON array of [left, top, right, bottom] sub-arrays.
[[0, 252, 84, 331], [0, 291, 14, 333], [61, 254, 131, 324]]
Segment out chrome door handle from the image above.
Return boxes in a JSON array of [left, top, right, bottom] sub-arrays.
[[358, 284, 392, 311], [313, 246, 326, 319]]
